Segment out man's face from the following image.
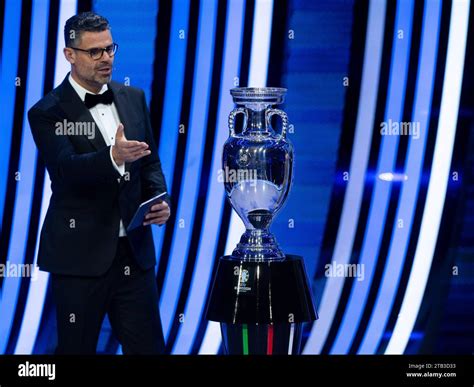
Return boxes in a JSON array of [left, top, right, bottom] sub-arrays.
[[64, 29, 114, 91]]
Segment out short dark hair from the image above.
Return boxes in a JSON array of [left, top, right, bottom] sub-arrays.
[[64, 12, 110, 47]]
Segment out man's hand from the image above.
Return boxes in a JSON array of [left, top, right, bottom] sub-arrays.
[[112, 123, 151, 166], [143, 201, 170, 226]]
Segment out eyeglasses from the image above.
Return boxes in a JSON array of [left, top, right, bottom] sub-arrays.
[[70, 43, 118, 60]]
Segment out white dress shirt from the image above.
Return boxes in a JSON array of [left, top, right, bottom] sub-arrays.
[[68, 74, 127, 237]]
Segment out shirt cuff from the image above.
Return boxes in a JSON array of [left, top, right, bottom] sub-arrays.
[[110, 146, 125, 176]]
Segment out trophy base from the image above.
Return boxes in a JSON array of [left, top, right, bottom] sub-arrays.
[[206, 254, 317, 355], [231, 229, 285, 261]]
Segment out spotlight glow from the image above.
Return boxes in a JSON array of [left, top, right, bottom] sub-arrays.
[[378, 172, 408, 182]]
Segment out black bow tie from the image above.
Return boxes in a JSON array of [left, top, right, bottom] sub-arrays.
[[84, 88, 114, 109]]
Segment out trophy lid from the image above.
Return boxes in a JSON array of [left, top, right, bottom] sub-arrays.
[[230, 87, 287, 105]]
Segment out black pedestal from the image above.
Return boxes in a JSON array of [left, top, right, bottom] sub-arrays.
[[206, 255, 317, 354]]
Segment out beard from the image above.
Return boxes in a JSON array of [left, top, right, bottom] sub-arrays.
[[93, 65, 113, 84], [94, 72, 112, 84]]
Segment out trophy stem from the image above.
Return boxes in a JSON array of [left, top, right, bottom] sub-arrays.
[[231, 228, 285, 262]]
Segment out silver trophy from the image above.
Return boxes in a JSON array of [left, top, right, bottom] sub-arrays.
[[223, 87, 293, 261], [206, 87, 317, 354]]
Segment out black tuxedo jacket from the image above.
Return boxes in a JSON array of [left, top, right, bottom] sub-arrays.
[[28, 75, 169, 276]]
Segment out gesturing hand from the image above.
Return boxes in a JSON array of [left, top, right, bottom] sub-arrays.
[[111, 123, 151, 166], [143, 201, 171, 226]]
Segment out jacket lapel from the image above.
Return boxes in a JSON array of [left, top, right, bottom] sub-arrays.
[[57, 75, 107, 151]]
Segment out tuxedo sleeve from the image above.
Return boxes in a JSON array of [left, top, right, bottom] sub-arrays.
[[28, 107, 122, 185], [138, 91, 170, 206]]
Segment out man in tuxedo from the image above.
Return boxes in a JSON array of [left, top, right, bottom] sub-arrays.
[[28, 12, 170, 354]]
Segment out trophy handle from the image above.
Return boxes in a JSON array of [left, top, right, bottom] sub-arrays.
[[228, 108, 248, 137], [266, 109, 289, 138]]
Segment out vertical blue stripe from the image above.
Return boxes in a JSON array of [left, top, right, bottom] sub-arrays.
[[156, 0, 191, 336], [359, 0, 441, 354], [165, 0, 218, 353], [330, 0, 414, 354], [152, 0, 191, 275], [13, 0, 78, 354], [13, 0, 51, 355], [303, 0, 387, 354], [0, 0, 22, 230], [0, 0, 50, 353], [191, 0, 246, 354]]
